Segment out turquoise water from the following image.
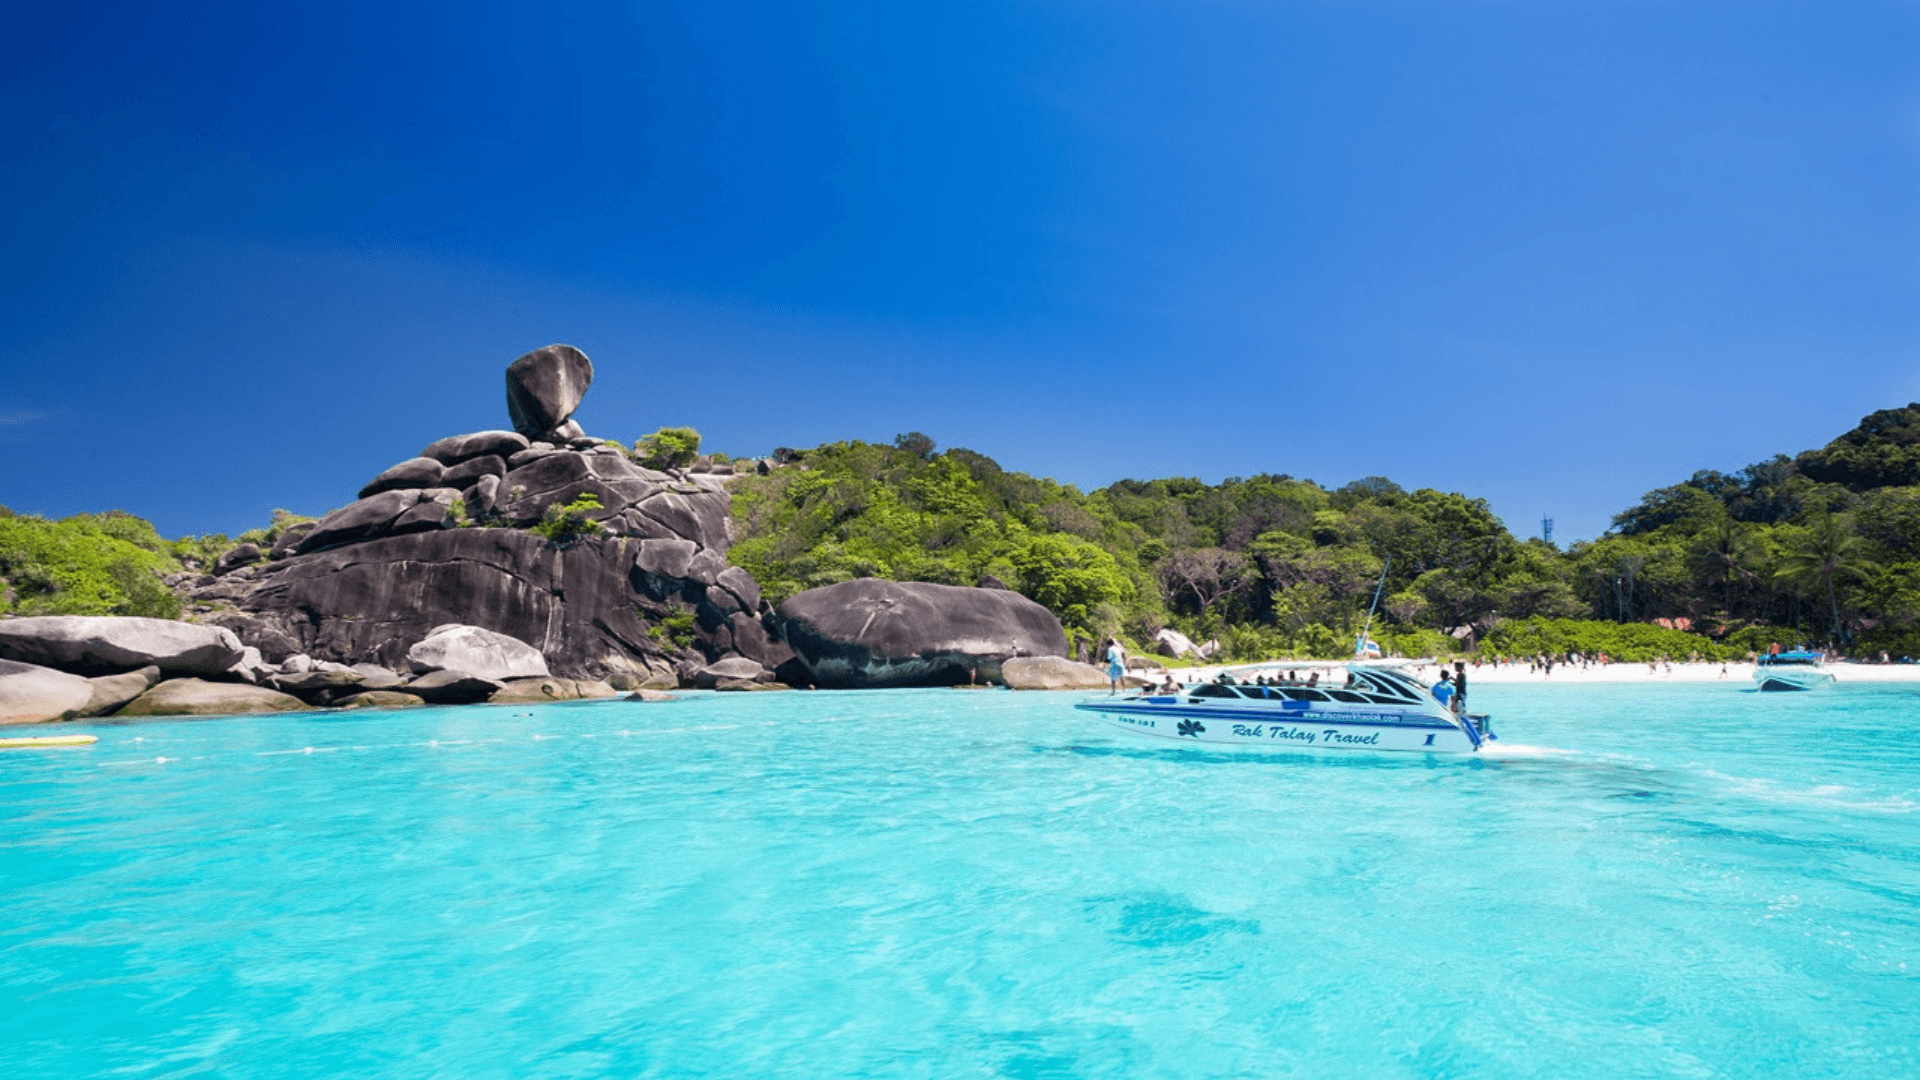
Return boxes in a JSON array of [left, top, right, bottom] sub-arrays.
[[3, 682, 1917, 1079]]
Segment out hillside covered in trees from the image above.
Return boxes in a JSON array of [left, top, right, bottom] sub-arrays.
[[6, 404, 1918, 664], [727, 403, 1920, 662]]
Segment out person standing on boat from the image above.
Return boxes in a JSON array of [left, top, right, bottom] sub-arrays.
[[1452, 661, 1468, 716], [1431, 670, 1455, 710], [1104, 638, 1128, 695]]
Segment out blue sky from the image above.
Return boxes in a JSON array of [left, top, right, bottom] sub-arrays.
[[4, 1, 1917, 542]]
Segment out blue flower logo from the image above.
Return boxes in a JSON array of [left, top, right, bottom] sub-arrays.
[[1177, 719, 1205, 738]]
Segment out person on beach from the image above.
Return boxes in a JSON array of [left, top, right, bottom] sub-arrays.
[[1104, 638, 1127, 695]]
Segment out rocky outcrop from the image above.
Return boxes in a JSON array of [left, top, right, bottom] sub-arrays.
[[506, 344, 593, 439], [0, 616, 246, 676], [0, 660, 95, 725], [493, 449, 733, 548], [1001, 656, 1109, 690], [691, 657, 770, 689], [775, 579, 1069, 689], [116, 679, 310, 717], [296, 488, 460, 555], [213, 543, 262, 575], [406, 625, 549, 682], [242, 530, 678, 680]]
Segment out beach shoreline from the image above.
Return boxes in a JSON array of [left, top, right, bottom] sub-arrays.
[[1164, 659, 1920, 686]]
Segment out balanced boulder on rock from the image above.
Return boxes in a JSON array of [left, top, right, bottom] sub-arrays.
[[506, 344, 594, 438], [775, 578, 1070, 689]]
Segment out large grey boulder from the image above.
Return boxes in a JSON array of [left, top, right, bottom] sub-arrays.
[[269, 522, 317, 560], [116, 679, 311, 717], [422, 430, 529, 466], [0, 660, 95, 725], [406, 624, 549, 682], [82, 665, 163, 717], [0, 616, 247, 676], [692, 657, 769, 689], [359, 457, 447, 499], [1001, 656, 1109, 690], [295, 488, 458, 554], [213, 543, 262, 576], [505, 344, 594, 437], [1152, 627, 1205, 660], [775, 579, 1070, 689]]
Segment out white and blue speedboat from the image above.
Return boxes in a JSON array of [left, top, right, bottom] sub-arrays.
[[1075, 663, 1494, 754], [1752, 650, 1836, 692]]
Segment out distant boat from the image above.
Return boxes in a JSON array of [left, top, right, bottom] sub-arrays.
[[1074, 662, 1493, 754], [1752, 650, 1835, 692]]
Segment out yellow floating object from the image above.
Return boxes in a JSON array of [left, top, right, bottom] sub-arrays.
[[0, 734, 99, 749]]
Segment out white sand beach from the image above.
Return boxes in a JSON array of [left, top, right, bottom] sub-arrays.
[[1164, 659, 1920, 686]]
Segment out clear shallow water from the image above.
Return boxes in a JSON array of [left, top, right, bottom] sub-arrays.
[[3, 682, 1917, 1079]]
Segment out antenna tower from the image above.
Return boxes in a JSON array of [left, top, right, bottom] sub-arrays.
[[1542, 515, 1554, 545]]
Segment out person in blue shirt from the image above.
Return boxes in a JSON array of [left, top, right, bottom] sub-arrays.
[[1431, 670, 1455, 710], [1104, 638, 1128, 695]]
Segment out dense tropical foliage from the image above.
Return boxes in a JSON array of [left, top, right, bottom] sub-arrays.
[[728, 405, 1920, 661]]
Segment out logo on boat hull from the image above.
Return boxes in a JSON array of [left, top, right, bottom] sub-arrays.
[[1176, 719, 1205, 738]]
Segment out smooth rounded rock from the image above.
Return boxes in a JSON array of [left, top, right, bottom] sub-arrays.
[[421, 430, 530, 466], [359, 457, 447, 499], [775, 579, 1069, 689], [116, 678, 311, 717], [0, 660, 95, 725], [403, 669, 503, 704], [1001, 656, 1110, 690], [0, 616, 246, 677], [406, 624, 549, 682], [505, 344, 594, 437], [81, 665, 163, 717], [489, 677, 617, 703], [332, 691, 426, 710]]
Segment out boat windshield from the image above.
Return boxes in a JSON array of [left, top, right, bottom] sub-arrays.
[[1764, 652, 1823, 666]]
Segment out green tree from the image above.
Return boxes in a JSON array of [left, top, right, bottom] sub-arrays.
[[1774, 514, 1870, 643], [634, 427, 702, 470]]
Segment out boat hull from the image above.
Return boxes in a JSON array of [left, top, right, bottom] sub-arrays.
[[1753, 670, 1836, 692], [1076, 698, 1483, 753]]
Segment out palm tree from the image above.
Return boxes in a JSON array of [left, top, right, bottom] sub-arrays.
[[1774, 514, 1869, 644], [1689, 520, 1759, 617]]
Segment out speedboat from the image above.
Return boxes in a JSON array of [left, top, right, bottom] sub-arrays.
[[1752, 650, 1836, 692], [1074, 663, 1493, 754]]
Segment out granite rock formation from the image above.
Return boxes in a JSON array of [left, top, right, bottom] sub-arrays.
[[0, 616, 246, 677], [407, 624, 549, 682], [1000, 655, 1110, 690], [0, 660, 95, 725], [774, 578, 1069, 689], [506, 344, 593, 439]]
